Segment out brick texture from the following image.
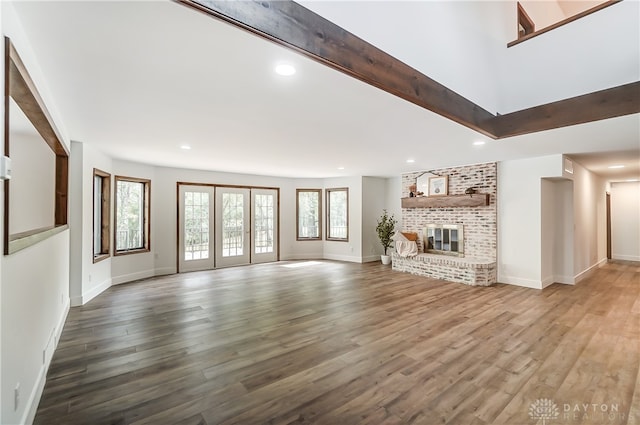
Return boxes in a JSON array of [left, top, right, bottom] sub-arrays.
[[395, 162, 497, 286]]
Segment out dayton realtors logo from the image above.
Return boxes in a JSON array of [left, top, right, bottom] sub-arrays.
[[529, 398, 626, 423], [529, 398, 560, 425]]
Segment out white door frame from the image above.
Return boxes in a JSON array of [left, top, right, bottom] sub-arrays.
[[177, 183, 280, 272]]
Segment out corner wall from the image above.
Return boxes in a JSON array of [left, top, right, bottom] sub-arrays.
[[498, 155, 561, 288], [69, 141, 114, 306]]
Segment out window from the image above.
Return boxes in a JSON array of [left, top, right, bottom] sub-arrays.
[[115, 176, 150, 254], [326, 188, 348, 241], [93, 169, 111, 262], [297, 189, 322, 240]]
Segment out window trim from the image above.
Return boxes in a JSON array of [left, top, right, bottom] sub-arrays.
[[326, 187, 349, 242], [296, 188, 322, 241], [517, 2, 535, 39], [93, 168, 111, 263], [114, 175, 151, 256], [4, 37, 69, 255]]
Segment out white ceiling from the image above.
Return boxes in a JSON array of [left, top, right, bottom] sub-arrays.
[[7, 0, 640, 180]]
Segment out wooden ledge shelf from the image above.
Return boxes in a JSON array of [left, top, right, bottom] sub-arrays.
[[401, 194, 490, 208]]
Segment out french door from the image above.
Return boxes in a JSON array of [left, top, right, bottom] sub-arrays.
[[251, 188, 278, 264], [178, 185, 215, 272], [215, 187, 251, 268], [178, 184, 278, 272]]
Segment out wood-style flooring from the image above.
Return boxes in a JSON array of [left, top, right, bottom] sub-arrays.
[[34, 260, 640, 425]]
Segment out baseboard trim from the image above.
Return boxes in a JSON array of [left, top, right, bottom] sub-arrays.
[[80, 278, 112, 306], [574, 258, 607, 283], [361, 255, 381, 263], [322, 254, 363, 263], [154, 267, 175, 277], [23, 299, 69, 425], [498, 275, 542, 289], [112, 269, 155, 285], [541, 276, 555, 288], [612, 254, 640, 262], [280, 253, 324, 261]]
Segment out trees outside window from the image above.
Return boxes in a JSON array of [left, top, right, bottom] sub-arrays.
[[115, 176, 150, 254], [327, 188, 348, 241], [297, 189, 322, 240]]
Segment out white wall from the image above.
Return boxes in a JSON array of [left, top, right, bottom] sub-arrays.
[[611, 181, 640, 261], [1, 3, 72, 424], [69, 141, 113, 306], [8, 104, 55, 234], [571, 160, 608, 281], [299, 0, 507, 114], [500, 1, 639, 113], [362, 177, 391, 262], [498, 155, 562, 288], [300, 1, 639, 118], [541, 178, 574, 286]]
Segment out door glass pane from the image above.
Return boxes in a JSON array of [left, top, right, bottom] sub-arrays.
[[184, 191, 209, 261], [222, 193, 244, 257], [255, 194, 274, 254]]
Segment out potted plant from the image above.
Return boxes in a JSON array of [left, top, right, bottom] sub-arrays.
[[376, 209, 397, 265]]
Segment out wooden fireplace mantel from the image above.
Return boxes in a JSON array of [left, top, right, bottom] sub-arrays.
[[401, 194, 490, 208]]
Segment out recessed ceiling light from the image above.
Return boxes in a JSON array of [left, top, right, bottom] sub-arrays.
[[406, 159, 415, 163], [473, 140, 486, 146], [180, 145, 191, 150], [608, 165, 625, 169], [275, 63, 296, 76], [337, 166, 345, 170]]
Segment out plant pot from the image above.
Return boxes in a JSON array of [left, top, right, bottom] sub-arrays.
[[381, 255, 391, 265]]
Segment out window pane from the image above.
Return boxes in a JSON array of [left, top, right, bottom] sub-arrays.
[[184, 191, 210, 261], [93, 169, 111, 260], [254, 194, 274, 253], [93, 175, 102, 255], [328, 189, 348, 240], [222, 193, 244, 257], [116, 180, 144, 251], [297, 190, 320, 239]]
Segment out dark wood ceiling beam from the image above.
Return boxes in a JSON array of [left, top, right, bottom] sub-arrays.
[[178, 0, 497, 138], [491, 82, 640, 138], [177, 0, 639, 140]]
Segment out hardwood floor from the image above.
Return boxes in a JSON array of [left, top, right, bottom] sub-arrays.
[[34, 260, 639, 425]]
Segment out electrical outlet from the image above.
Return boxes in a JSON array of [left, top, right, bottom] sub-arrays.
[[88, 274, 92, 282], [14, 383, 20, 411]]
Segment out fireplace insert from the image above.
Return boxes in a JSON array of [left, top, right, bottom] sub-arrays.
[[424, 224, 464, 257]]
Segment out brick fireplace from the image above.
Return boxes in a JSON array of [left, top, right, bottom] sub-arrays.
[[392, 162, 497, 286]]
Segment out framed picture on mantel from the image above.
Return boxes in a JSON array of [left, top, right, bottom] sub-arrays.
[[428, 176, 448, 196]]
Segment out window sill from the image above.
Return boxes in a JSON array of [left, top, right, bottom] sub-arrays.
[[6, 224, 69, 255], [93, 253, 111, 263], [114, 248, 150, 257]]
